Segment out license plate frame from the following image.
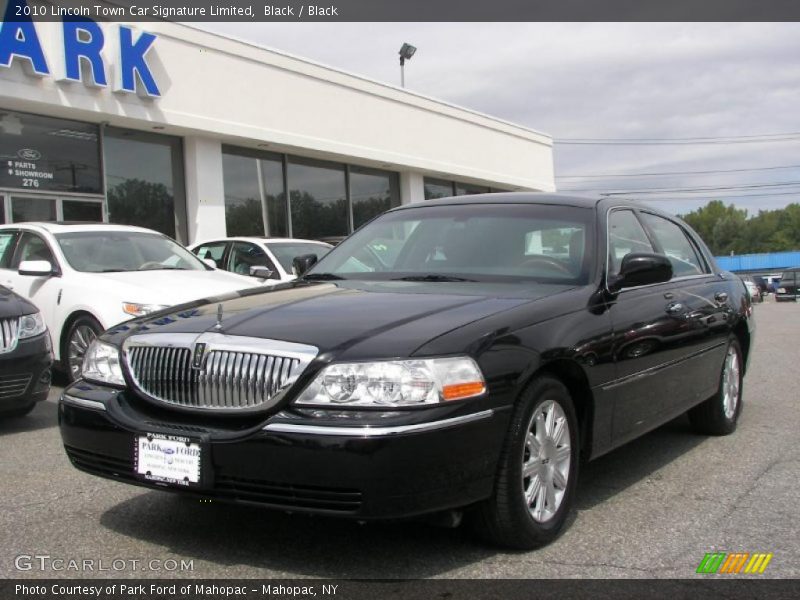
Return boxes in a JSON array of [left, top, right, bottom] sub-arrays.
[[134, 433, 202, 488]]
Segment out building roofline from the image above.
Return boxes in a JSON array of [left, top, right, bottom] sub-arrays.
[[173, 22, 552, 144]]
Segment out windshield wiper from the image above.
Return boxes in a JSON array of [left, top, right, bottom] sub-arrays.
[[137, 266, 188, 271], [392, 274, 477, 282], [303, 273, 346, 281]]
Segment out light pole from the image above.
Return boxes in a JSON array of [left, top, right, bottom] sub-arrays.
[[399, 43, 417, 88]]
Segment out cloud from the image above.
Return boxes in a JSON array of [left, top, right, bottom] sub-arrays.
[[199, 22, 800, 214]]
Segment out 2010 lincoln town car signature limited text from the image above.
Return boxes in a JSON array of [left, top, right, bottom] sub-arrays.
[[59, 193, 753, 549]]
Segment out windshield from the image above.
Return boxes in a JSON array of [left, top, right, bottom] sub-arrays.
[[779, 271, 797, 284], [267, 242, 332, 272], [56, 231, 209, 273], [307, 203, 595, 284]]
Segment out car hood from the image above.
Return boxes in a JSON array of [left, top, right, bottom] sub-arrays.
[[0, 285, 38, 318], [104, 280, 570, 360], [83, 269, 258, 305]]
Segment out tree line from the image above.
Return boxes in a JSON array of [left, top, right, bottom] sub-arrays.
[[679, 201, 800, 256]]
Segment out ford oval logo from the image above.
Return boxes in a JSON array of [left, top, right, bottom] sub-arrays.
[[17, 148, 41, 161]]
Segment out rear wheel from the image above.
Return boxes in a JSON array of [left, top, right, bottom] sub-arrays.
[[472, 376, 579, 549], [63, 315, 102, 383], [689, 337, 743, 436]]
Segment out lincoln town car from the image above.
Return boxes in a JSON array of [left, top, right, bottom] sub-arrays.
[[59, 194, 753, 549]]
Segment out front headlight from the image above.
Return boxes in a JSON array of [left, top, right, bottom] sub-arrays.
[[122, 302, 170, 317], [82, 340, 125, 386], [18, 312, 46, 339], [294, 356, 486, 407]]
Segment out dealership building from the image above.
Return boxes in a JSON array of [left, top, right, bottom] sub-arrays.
[[0, 16, 555, 244]]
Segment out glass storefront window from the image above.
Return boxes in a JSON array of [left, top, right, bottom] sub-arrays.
[[288, 157, 348, 240], [103, 128, 186, 241], [262, 156, 287, 237], [222, 152, 264, 237], [221, 148, 288, 238], [0, 110, 102, 194], [11, 197, 56, 222], [62, 200, 103, 222], [455, 182, 491, 195], [424, 178, 454, 200], [350, 167, 400, 229]]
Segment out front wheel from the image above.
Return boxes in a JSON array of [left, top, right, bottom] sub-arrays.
[[472, 376, 579, 549], [689, 337, 743, 436], [64, 315, 102, 383]]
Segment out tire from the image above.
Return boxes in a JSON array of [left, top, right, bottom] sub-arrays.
[[63, 315, 102, 383], [689, 337, 743, 436], [472, 376, 579, 550]]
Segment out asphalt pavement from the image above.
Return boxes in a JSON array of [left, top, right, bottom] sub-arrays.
[[2, 300, 799, 579]]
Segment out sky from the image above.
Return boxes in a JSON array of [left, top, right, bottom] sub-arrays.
[[200, 22, 800, 216]]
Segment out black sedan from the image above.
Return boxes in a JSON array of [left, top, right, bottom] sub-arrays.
[[59, 194, 752, 549], [0, 285, 52, 417]]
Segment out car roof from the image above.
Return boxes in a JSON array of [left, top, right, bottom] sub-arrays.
[[389, 192, 627, 211], [191, 237, 332, 246], [0, 222, 159, 235]]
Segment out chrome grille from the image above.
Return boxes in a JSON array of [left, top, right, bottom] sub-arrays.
[[123, 333, 317, 412], [0, 374, 32, 399], [0, 318, 19, 354]]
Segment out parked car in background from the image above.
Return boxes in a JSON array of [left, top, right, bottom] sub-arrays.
[[765, 274, 783, 294], [775, 268, 799, 301], [751, 275, 768, 296], [59, 194, 752, 549], [189, 237, 332, 281], [0, 223, 257, 382], [0, 285, 52, 417], [739, 276, 763, 303]]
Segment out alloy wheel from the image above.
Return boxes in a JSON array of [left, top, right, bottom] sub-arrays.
[[722, 346, 741, 420], [522, 399, 572, 523], [68, 325, 97, 380]]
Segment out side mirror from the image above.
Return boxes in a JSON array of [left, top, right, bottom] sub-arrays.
[[249, 266, 273, 279], [609, 253, 672, 292], [18, 260, 54, 277], [203, 258, 217, 268], [292, 253, 318, 276]]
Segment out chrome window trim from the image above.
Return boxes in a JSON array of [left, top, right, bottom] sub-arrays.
[[262, 409, 494, 437], [61, 394, 107, 411]]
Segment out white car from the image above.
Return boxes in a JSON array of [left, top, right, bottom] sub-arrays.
[[0, 223, 258, 381], [188, 237, 333, 282], [741, 278, 760, 302]]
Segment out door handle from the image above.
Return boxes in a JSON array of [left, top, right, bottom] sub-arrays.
[[714, 292, 729, 304], [665, 302, 685, 315]]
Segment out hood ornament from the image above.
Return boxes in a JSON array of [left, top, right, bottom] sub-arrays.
[[215, 303, 223, 330]]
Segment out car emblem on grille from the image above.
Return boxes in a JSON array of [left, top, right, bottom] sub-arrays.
[[191, 343, 207, 369], [215, 303, 223, 330]]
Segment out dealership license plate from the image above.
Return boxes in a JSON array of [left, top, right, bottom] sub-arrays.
[[135, 433, 201, 487]]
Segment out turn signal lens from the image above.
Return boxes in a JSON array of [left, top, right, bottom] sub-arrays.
[[442, 381, 486, 401], [295, 356, 486, 407], [122, 302, 170, 317]]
